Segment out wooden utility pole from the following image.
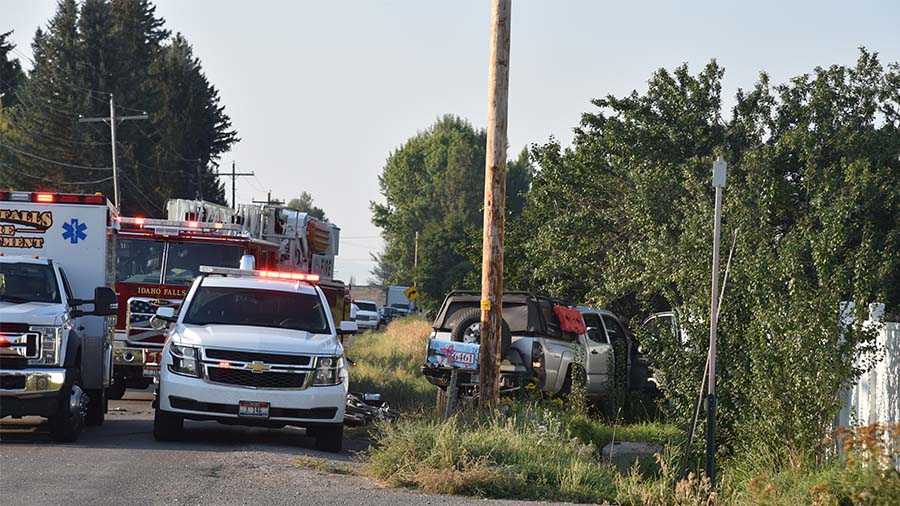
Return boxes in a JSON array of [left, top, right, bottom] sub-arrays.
[[478, 0, 512, 406], [78, 94, 148, 210], [218, 161, 254, 209]]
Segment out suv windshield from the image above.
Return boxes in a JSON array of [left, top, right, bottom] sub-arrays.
[[164, 242, 245, 286], [356, 301, 377, 312], [183, 286, 330, 334], [0, 262, 60, 304]]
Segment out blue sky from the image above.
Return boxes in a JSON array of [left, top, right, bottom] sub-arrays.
[[4, 0, 899, 282]]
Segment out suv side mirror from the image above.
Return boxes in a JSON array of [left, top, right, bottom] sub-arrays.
[[337, 321, 358, 335], [150, 307, 177, 331], [91, 287, 118, 316]]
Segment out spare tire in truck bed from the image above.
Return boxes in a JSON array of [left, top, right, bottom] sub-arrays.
[[447, 308, 512, 358]]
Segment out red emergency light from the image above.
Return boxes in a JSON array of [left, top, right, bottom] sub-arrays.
[[187, 221, 199, 228], [259, 270, 320, 282], [0, 192, 108, 205]]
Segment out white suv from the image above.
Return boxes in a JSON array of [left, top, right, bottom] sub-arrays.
[[151, 265, 357, 452], [353, 300, 380, 331]]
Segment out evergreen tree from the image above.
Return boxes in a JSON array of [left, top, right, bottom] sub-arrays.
[[0, 0, 236, 215]]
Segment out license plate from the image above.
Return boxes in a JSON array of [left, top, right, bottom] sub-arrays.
[[145, 351, 162, 365], [239, 401, 270, 418], [142, 366, 160, 379]]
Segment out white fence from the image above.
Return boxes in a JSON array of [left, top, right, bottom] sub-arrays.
[[835, 303, 899, 466]]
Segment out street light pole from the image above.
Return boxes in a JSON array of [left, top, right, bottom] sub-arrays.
[[706, 156, 727, 488]]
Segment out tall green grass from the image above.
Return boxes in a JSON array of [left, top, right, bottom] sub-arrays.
[[368, 405, 619, 503], [347, 318, 435, 411]]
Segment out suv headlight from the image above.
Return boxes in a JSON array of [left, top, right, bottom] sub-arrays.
[[312, 356, 343, 386], [29, 326, 62, 366], [168, 343, 201, 377]]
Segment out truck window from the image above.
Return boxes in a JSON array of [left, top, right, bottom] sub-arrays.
[[0, 262, 61, 304], [582, 313, 608, 344], [602, 315, 627, 345], [164, 242, 245, 286], [59, 269, 75, 302], [183, 286, 330, 334], [116, 238, 165, 284]]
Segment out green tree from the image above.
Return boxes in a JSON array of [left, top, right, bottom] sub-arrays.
[[0, 31, 26, 107], [0, 0, 235, 215], [287, 191, 327, 221], [513, 50, 899, 458], [371, 115, 531, 309]]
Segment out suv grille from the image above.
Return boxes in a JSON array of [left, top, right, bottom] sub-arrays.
[[206, 367, 307, 389], [205, 349, 311, 366]]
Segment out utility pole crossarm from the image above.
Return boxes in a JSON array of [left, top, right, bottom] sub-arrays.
[[76, 94, 148, 210]]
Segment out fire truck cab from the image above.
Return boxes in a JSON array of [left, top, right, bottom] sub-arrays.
[[111, 217, 280, 398]]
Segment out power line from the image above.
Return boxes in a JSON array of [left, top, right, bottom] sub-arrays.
[[0, 139, 112, 170], [0, 161, 114, 185]]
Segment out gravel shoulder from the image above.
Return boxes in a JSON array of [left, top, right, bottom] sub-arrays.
[[1, 392, 584, 506]]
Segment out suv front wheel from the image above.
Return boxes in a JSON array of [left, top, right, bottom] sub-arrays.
[[313, 423, 343, 453], [153, 408, 184, 441]]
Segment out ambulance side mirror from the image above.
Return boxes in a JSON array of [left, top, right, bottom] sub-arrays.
[[91, 287, 118, 316], [150, 307, 177, 331]]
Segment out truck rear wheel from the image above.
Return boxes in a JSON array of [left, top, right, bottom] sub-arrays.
[[153, 408, 184, 441], [448, 308, 511, 357], [85, 388, 107, 426], [49, 378, 87, 443], [313, 423, 343, 453]]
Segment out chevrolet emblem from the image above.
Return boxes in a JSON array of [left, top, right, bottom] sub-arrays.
[[245, 361, 271, 373]]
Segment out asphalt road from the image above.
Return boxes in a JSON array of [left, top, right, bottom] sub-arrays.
[[1, 391, 581, 506]]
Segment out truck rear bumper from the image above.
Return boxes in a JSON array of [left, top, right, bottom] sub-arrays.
[[0, 368, 66, 418]]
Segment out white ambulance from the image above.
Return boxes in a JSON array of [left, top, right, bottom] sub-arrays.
[[0, 191, 118, 442], [151, 261, 357, 452]]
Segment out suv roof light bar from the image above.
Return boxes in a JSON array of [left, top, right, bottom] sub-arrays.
[[198, 265, 320, 283]]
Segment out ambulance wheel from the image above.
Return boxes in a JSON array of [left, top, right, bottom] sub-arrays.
[[85, 388, 106, 426], [49, 377, 87, 443]]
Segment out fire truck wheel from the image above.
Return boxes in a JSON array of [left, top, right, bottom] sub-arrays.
[[49, 376, 87, 443], [107, 380, 127, 400], [313, 423, 343, 453], [85, 388, 107, 426], [153, 408, 184, 441]]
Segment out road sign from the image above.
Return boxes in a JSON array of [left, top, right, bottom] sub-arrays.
[[404, 285, 419, 301]]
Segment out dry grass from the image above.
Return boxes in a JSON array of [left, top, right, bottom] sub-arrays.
[[347, 317, 436, 411], [292, 455, 358, 475]]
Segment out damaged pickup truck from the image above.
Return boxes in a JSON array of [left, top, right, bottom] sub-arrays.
[[421, 291, 658, 401]]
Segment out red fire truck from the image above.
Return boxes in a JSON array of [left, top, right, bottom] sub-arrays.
[[109, 217, 281, 398], [110, 201, 350, 398]]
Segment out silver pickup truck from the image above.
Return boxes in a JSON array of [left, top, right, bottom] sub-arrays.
[[422, 291, 655, 400]]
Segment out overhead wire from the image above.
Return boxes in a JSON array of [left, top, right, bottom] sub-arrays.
[[0, 161, 113, 186], [0, 139, 112, 170]]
